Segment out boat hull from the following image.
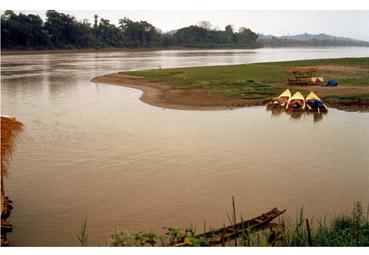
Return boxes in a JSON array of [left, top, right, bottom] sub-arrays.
[[306, 92, 328, 113]]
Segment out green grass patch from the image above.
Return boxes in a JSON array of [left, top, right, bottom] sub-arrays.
[[120, 58, 369, 105], [122, 57, 369, 88]]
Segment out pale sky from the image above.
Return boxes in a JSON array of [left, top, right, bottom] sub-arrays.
[[15, 10, 369, 41]]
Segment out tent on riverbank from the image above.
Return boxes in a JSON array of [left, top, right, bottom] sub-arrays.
[[286, 67, 322, 85]]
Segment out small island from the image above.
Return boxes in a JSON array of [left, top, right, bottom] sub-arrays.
[[92, 57, 369, 112]]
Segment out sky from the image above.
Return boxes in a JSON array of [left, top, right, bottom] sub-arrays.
[[14, 10, 369, 41]]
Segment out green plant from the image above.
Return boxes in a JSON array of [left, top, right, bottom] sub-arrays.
[[77, 216, 88, 247], [103, 201, 369, 247], [164, 227, 184, 246]]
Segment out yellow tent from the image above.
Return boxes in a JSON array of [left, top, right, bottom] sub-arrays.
[[305, 91, 328, 112], [286, 91, 305, 110], [279, 89, 291, 99], [267, 89, 292, 109], [306, 91, 320, 101]]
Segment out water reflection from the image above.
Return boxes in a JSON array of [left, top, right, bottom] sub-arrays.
[[306, 111, 327, 122], [270, 107, 285, 116], [268, 107, 328, 122], [289, 111, 304, 120]]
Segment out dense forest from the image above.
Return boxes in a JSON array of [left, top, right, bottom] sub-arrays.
[[1, 10, 259, 50]]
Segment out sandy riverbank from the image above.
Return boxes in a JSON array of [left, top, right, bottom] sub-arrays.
[[91, 73, 267, 110], [92, 72, 369, 112]]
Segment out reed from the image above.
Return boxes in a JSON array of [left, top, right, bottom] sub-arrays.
[[77, 200, 369, 246], [77, 217, 88, 247]]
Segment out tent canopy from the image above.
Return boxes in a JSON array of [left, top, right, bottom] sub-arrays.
[[279, 89, 291, 99], [286, 67, 318, 74]]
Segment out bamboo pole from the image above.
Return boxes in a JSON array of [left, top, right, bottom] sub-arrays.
[[232, 196, 237, 246]]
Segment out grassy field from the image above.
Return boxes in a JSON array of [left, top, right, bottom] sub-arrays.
[[120, 57, 369, 108], [123, 57, 369, 87]]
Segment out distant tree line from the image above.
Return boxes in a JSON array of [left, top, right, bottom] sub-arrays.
[[1, 10, 259, 50], [257, 36, 369, 47]]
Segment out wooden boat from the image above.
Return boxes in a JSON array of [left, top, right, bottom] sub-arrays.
[[286, 91, 305, 112], [305, 91, 328, 113], [176, 207, 286, 246], [267, 89, 291, 109]]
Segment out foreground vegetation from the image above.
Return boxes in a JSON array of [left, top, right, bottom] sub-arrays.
[[78, 202, 369, 246], [120, 57, 369, 109]]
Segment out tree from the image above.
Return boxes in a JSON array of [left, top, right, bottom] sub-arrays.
[[236, 26, 258, 45], [1, 11, 49, 49], [97, 18, 124, 47], [44, 10, 92, 49], [119, 17, 161, 47], [225, 25, 234, 34], [197, 21, 212, 30], [1, 10, 260, 50]]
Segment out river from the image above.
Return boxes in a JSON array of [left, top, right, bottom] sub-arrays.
[[1, 47, 369, 246]]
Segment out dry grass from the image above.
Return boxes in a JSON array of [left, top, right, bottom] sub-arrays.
[[1, 116, 23, 195]]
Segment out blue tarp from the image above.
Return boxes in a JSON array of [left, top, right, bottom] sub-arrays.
[[325, 80, 338, 87], [307, 99, 324, 108]]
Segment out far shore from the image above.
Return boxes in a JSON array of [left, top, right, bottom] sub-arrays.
[[91, 58, 369, 112], [3, 45, 368, 56], [1, 47, 188, 56], [1, 46, 262, 56]]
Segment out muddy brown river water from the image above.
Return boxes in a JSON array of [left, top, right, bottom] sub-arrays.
[[1, 47, 369, 246]]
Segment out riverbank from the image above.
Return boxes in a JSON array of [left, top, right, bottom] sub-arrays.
[[2, 46, 369, 56], [83, 201, 369, 247], [1, 47, 185, 55], [92, 57, 369, 112]]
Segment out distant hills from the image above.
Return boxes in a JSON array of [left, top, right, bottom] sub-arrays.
[[257, 33, 369, 47]]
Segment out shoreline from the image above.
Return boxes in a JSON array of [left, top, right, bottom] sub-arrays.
[[1, 46, 261, 56], [91, 73, 369, 112], [3, 45, 368, 56], [1, 47, 186, 56], [91, 74, 268, 111]]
